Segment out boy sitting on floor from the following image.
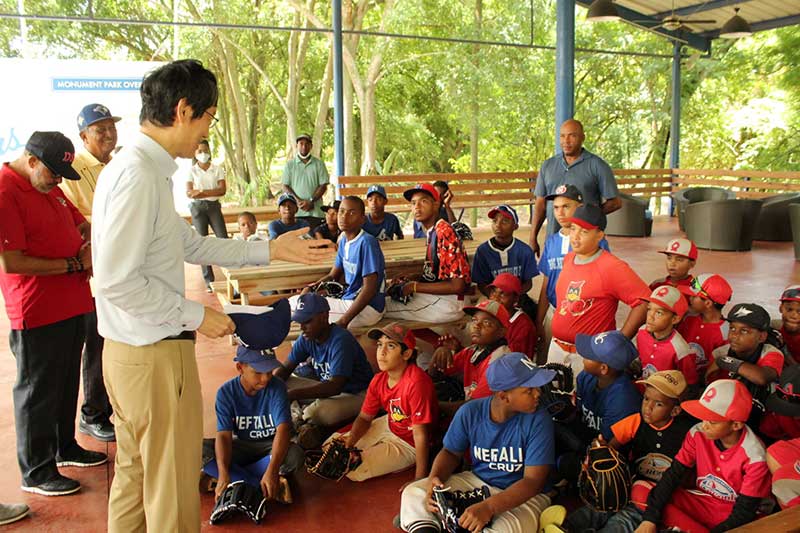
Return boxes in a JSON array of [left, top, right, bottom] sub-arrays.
[[326, 323, 437, 482], [488, 273, 537, 359], [649, 238, 697, 291], [268, 193, 310, 239], [635, 379, 770, 533], [363, 185, 404, 241], [677, 273, 733, 374], [399, 353, 556, 533]]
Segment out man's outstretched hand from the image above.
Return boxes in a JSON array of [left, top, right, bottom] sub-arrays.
[[270, 228, 336, 264]]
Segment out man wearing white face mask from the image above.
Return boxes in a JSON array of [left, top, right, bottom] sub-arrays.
[[186, 138, 228, 291], [281, 133, 329, 228]]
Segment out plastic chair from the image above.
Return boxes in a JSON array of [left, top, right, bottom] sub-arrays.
[[685, 199, 763, 251], [753, 193, 800, 241], [605, 194, 651, 237], [672, 187, 735, 231]]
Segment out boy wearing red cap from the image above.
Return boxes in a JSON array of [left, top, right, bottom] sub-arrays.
[[488, 273, 537, 359], [632, 285, 700, 390], [385, 183, 471, 323], [649, 238, 697, 291], [777, 285, 800, 364], [635, 380, 770, 533], [677, 273, 733, 373], [327, 323, 438, 482]]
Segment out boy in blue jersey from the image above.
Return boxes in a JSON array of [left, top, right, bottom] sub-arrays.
[[363, 185, 404, 241], [294, 196, 386, 328], [202, 346, 304, 503], [399, 352, 555, 533], [274, 294, 374, 447], [472, 204, 538, 298], [268, 193, 310, 239], [535, 184, 609, 355]]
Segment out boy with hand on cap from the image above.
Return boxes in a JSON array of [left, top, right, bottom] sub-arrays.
[[649, 238, 697, 291], [203, 346, 303, 503], [677, 273, 733, 373], [706, 303, 783, 428], [363, 185, 404, 241], [312, 200, 342, 243], [760, 365, 800, 441], [471, 204, 538, 297], [777, 285, 800, 364], [548, 204, 649, 379], [296, 196, 386, 328], [327, 323, 437, 482], [399, 353, 555, 533], [634, 380, 770, 533], [565, 370, 694, 532], [268, 193, 310, 240], [385, 183, 471, 323], [489, 273, 537, 359], [428, 300, 511, 416], [235, 211, 266, 241], [632, 285, 700, 390], [274, 293, 374, 448]]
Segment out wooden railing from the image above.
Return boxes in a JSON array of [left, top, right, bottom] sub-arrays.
[[671, 168, 800, 198]]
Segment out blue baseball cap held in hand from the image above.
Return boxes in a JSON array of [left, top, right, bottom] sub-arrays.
[[224, 298, 291, 350], [575, 330, 638, 371], [234, 346, 283, 373], [291, 293, 330, 323], [487, 353, 557, 392]]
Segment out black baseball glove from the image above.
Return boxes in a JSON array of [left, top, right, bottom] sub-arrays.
[[387, 282, 412, 304], [539, 362, 575, 421], [210, 480, 267, 525], [578, 443, 631, 512], [305, 438, 361, 481], [432, 485, 493, 533]]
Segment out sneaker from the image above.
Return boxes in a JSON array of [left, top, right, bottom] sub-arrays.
[[56, 446, 108, 468], [21, 474, 81, 496], [79, 416, 116, 442], [0, 503, 29, 525]]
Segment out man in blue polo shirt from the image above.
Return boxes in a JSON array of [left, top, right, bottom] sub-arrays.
[[529, 119, 621, 255], [274, 294, 374, 447], [400, 352, 556, 533]]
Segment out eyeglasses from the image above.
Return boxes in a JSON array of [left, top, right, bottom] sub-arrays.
[[204, 110, 219, 128], [690, 278, 710, 300]]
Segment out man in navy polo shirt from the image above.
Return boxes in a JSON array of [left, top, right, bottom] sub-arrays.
[[0, 131, 107, 496], [529, 119, 621, 255]]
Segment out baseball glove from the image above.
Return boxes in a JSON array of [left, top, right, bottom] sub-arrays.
[[387, 282, 412, 304], [578, 443, 631, 512], [313, 281, 347, 299], [209, 480, 267, 525], [450, 222, 473, 242], [539, 363, 575, 421], [432, 485, 493, 533], [305, 439, 361, 481]]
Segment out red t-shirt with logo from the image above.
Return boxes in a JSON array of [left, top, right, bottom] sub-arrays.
[[0, 163, 93, 329], [678, 315, 729, 373], [444, 344, 510, 401], [552, 250, 650, 343], [360, 363, 438, 446], [634, 327, 699, 385]]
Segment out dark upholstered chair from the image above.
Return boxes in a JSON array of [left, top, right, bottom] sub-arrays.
[[753, 193, 800, 241], [685, 199, 763, 251], [672, 187, 736, 231], [790, 204, 800, 261], [605, 194, 651, 237]]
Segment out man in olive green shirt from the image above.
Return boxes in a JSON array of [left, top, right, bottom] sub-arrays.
[[281, 134, 329, 226]]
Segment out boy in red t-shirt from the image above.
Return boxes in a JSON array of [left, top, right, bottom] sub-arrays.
[[488, 273, 537, 360], [777, 285, 800, 365], [649, 238, 697, 291], [329, 323, 438, 482], [633, 285, 700, 391], [678, 273, 733, 373]]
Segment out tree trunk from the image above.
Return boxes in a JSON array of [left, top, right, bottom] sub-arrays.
[[313, 48, 334, 157]]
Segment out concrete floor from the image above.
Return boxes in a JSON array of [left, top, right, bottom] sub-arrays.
[[0, 216, 797, 532]]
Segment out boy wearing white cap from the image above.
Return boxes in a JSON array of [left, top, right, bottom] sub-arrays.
[[399, 353, 555, 533], [649, 238, 697, 291]]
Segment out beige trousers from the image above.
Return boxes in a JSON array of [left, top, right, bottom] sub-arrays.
[[286, 375, 366, 427], [103, 338, 202, 533]]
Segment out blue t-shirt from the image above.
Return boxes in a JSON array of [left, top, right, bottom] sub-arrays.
[[363, 213, 403, 241], [215, 376, 291, 441], [534, 148, 619, 234], [443, 397, 555, 489], [538, 231, 610, 307], [335, 230, 386, 312], [267, 218, 310, 240], [471, 238, 538, 287], [576, 371, 641, 442], [288, 324, 374, 394]]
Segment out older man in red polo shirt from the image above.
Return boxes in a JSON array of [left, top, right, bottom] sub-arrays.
[[0, 131, 107, 497]]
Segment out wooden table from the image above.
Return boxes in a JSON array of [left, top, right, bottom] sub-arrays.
[[727, 505, 800, 532]]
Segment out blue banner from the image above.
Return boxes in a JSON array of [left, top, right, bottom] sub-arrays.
[[52, 78, 142, 91]]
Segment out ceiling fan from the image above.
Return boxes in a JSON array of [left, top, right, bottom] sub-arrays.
[[633, 1, 716, 31]]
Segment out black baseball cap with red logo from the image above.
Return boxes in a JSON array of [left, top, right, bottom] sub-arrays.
[[25, 131, 81, 181]]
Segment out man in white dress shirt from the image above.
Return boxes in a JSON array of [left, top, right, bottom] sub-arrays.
[[91, 59, 334, 533]]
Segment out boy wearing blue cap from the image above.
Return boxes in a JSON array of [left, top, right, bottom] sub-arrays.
[[363, 185, 404, 241], [399, 353, 555, 533], [472, 204, 538, 298], [268, 193, 310, 240], [203, 346, 303, 503], [275, 293, 374, 447]]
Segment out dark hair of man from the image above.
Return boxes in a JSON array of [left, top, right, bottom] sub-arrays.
[[198, 139, 210, 149], [240, 211, 257, 224], [433, 180, 449, 191], [139, 59, 218, 126], [343, 195, 366, 215]]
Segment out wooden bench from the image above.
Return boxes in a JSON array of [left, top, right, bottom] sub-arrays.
[[728, 504, 800, 532], [180, 204, 278, 225]]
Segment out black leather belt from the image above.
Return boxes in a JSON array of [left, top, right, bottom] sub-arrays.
[[163, 331, 196, 341]]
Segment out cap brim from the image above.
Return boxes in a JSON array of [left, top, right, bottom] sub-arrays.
[[463, 306, 509, 328], [61, 167, 82, 181], [635, 379, 681, 399], [367, 191, 387, 199], [680, 399, 729, 422], [488, 282, 521, 295], [575, 334, 600, 362], [567, 217, 599, 230], [522, 368, 557, 389], [247, 359, 282, 373], [367, 328, 385, 341], [291, 310, 315, 323], [403, 189, 435, 201], [639, 296, 683, 316], [658, 250, 695, 260]]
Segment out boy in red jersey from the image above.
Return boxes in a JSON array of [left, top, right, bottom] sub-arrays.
[[649, 238, 697, 291], [488, 273, 537, 359], [678, 273, 733, 373]]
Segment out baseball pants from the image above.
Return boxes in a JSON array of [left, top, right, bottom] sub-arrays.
[[636, 482, 734, 532], [546, 338, 583, 387], [103, 338, 202, 533], [285, 375, 366, 427], [400, 470, 550, 533], [385, 293, 464, 324], [288, 294, 383, 328], [328, 415, 416, 481]]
